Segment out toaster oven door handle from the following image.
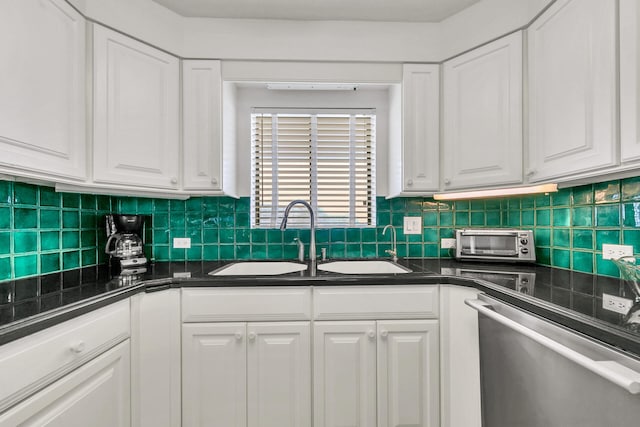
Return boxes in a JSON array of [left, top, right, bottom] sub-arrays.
[[460, 249, 519, 256], [460, 230, 519, 236]]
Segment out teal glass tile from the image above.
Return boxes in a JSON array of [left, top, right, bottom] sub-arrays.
[[186, 211, 202, 228], [186, 198, 203, 212], [81, 212, 96, 229], [202, 211, 219, 228], [14, 208, 37, 229], [203, 245, 219, 261], [62, 231, 79, 249], [170, 200, 186, 212], [81, 230, 96, 248], [187, 228, 202, 244], [552, 208, 570, 226], [486, 211, 501, 226], [282, 229, 298, 243], [62, 193, 80, 208], [62, 211, 79, 228], [14, 254, 37, 277], [485, 199, 501, 210], [407, 199, 422, 212], [376, 197, 390, 211], [137, 198, 153, 214], [236, 212, 249, 227], [187, 246, 203, 260], [454, 212, 469, 226], [236, 228, 250, 244], [170, 247, 186, 261], [219, 198, 235, 215], [535, 194, 551, 208], [521, 197, 535, 209], [267, 244, 283, 259], [315, 229, 330, 244], [454, 201, 469, 210], [153, 229, 170, 245], [153, 213, 169, 229], [13, 183, 37, 205], [219, 213, 234, 228], [330, 229, 345, 243], [200, 228, 217, 245], [40, 231, 60, 251], [0, 257, 10, 280], [170, 213, 186, 229], [0, 207, 10, 229], [596, 230, 620, 248], [572, 185, 593, 205], [521, 210, 534, 227], [408, 233, 421, 243], [572, 229, 593, 249], [440, 228, 454, 238], [219, 245, 235, 260], [362, 244, 376, 258], [596, 254, 619, 277], [471, 212, 485, 226], [153, 245, 170, 261], [571, 207, 593, 227], [346, 228, 361, 243], [594, 181, 620, 204], [572, 251, 593, 274], [423, 212, 437, 226], [552, 229, 570, 248], [534, 228, 551, 246], [595, 205, 620, 226], [423, 228, 438, 243], [97, 195, 111, 211], [622, 176, 640, 201], [508, 211, 520, 227], [251, 244, 267, 259], [376, 211, 390, 226], [551, 189, 572, 206], [536, 209, 550, 226], [470, 200, 485, 210], [0, 232, 9, 255], [440, 212, 453, 226], [40, 253, 59, 274], [507, 199, 520, 211], [82, 249, 97, 266], [551, 249, 570, 269], [424, 243, 438, 257], [14, 231, 37, 253], [39, 187, 60, 207], [282, 243, 298, 259], [0, 181, 11, 204], [390, 198, 405, 211], [40, 210, 60, 229], [391, 213, 404, 227], [361, 228, 376, 243], [329, 244, 346, 259], [536, 247, 551, 265], [407, 244, 421, 257], [267, 229, 283, 244], [154, 199, 169, 212], [623, 203, 640, 228], [81, 194, 96, 210], [63, 251, 80, 270], [623, 230, 640, 253], [235, 197, 250, 213], [347, 244, 362, 258]]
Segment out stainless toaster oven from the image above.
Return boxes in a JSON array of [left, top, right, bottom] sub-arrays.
[[455, 229, 536, 262]]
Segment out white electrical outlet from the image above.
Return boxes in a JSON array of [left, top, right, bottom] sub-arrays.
[[173, 237, 191, 249], [602, 293, 633, 315], [602, 244, 633, 260], [441, 238, 456, 249], [403, 217, 422, 235]]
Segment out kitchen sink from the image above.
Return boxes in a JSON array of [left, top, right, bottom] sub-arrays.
[[317, 260, 411, 274], [209, 261, 307, 276]]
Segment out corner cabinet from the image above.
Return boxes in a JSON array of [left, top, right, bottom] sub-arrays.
[[527, 0, 617, 182], [389, 64, 440, 197], [93, 24, 180, 190], [442, 32, 523, 190], [621, 0, 640, 164], [0, 0, 86, 181]]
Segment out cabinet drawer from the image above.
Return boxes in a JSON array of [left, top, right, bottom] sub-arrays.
[[313, 285, 439, 320], [182, 287, 312, 322], [0, 300, 130, 411]]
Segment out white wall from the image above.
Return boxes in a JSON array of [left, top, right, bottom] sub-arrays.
[[233, 85, 393, 196]]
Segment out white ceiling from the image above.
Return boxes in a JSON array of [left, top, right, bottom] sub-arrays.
[[151, 0, 483, 23]]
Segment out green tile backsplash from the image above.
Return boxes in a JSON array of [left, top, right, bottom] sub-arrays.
[[1, 176, 640, 282]]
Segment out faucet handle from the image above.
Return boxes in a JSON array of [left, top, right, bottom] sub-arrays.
[[321, 248, 327, 261]]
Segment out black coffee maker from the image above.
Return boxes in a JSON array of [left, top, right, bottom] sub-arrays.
[[105, 214, 147, 275]]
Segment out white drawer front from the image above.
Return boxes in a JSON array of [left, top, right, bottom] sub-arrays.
[[0, 300, 130, 411], [313, 285, 439, 320], [182, 287, 312, 322]]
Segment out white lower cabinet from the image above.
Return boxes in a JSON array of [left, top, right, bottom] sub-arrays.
[[0, 340, 130, 427], [182, 321, 311, 427]]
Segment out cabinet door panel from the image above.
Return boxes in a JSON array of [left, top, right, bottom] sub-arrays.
[[443, 32, 522, 190], [314, 321, 377, 427], [93, 25, 179, 189], [247, 322, 311, 427], [527, 0, 616, 181], [182, 323, 246, 427], [621, 0, 640, 163], [377, 321, 439, 427], [0, 0, 86, 180], [0, 340, 130, 427]]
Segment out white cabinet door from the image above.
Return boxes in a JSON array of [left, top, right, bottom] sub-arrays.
[[0, 0, 86, 181], [621, 0, 640, 163], [182, 323, 247, 427], [183, 60, 224, 191], [377, 320, 440, 427], [247, 322, 311, 427], [527, 0, 617, 181], [93, 24, 180, 189], [390, 64, 439, 196], [0, 340, 130, 427], [443, 32, 522, 190], [314, 321, 377, 427]]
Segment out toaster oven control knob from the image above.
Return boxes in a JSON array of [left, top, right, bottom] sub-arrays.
[[521, 247, 529, 255], [520, 238, 528, 245]]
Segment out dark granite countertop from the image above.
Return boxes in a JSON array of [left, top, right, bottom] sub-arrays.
[[1, 259, 639, 358]]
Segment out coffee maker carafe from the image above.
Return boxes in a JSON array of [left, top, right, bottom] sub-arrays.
[[105, 214, 147, 274]]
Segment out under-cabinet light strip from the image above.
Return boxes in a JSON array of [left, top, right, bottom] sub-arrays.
[[433, 183, 558, 201]]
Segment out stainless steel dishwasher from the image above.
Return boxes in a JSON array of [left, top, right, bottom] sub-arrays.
[[465, 294, 640, 427]]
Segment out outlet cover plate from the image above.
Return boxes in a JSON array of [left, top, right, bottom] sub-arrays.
[[441, 238, 456, 249], [173, 237, 191, 249], [602, 244, 633, 260], [403, 217, 422, 235], [602, 293, 633, 315]]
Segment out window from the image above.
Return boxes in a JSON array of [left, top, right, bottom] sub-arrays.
[[251, 109, 376, 228]]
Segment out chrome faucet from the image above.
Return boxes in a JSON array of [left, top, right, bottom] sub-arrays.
[[383, 224, 398, 262], [280, 200, 316, 275]]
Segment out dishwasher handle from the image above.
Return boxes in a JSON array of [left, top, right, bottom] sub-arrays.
[[465, 298, 640, 395]]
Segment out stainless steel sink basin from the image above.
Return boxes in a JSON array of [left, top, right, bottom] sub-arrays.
[[209, 261, 307, 276], [317, 260, 411, 274]]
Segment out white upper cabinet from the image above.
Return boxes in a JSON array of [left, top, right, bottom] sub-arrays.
[[389, 64, 439, 197], [0, 0, 86, 181], [527, 0, 617, 182], [182, 60, 224, 191], [621, 0, 640, 163], [442, 31, 523, 190], [93, 24, 180, 189]]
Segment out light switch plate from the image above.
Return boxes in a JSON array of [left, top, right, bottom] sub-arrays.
[[173, 237, 191, 249], [403, 217, 422, 234]]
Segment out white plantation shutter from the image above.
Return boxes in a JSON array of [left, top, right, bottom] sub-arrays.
[[252, 110, 376, 228]]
